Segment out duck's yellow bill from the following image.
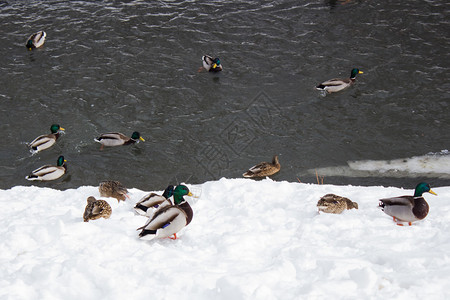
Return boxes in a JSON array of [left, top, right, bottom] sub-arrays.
[[429, 189, 437, 195], [212, 63, 217, 69], [139, 137, 145, 142], [60, 127, 65, 131], [188, 192, 193, 196], [359, 71, 364, 74]]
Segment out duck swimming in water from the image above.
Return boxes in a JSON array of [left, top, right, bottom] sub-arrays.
[[316, 68, 363, 94]]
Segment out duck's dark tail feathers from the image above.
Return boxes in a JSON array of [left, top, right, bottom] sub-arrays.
[[139, 229, 157, 238], [316, 84, 326, 90], [135, 204, 149, 213]]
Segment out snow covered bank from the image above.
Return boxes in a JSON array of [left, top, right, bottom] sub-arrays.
[[1, 178, 449, 299]]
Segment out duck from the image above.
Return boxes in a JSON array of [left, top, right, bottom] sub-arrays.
[[83, 196, 112, 222], [200, 55, 223, 72], [26, 30, 46, 50], [317, 194, 358, 214], [316, 68, 363, 93], [94, 131, 144, 150], [25, 155, 67, 181], [378, 182, 437, 226], [134, 185, 175, 216], [138, 185, 193, 240], [99, 180, 129, 202], [243, 155, 280, 178], [28, 124, 65, 154]]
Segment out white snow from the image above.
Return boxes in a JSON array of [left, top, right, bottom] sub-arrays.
[[1, 178, 450, 299]]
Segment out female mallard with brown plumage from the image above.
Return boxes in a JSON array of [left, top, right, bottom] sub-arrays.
[[317, 194, 358, 214], [28, 124, 65, 154], [379, 182, 437, 226], [316, 68, 363, 93], [134, 185, 174, 216], [138, 185, 193, 240], [83, 196, 112, 222], [243, 155, 280, 178], [99, 180, 129, 202]]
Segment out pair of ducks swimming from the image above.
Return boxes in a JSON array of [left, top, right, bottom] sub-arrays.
[[83, 181, 193, 240], [25, 124, 145, 181]]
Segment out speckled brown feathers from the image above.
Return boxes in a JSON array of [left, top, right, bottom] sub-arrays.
[[243, 155, 281, 178], [83, 196, 112, 222], [99, 180, 128, 202], [317, 194, 358, 214]]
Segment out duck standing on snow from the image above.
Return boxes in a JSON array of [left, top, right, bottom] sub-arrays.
[[25, 155, 67, 181], [316, 68, 363, 93], [378, 182, 437, 226], [134, 185, 175, 216], [83, 196, 112, 222], [99, 180, 129, 202], [94, 131, 144, 150], [26, 31, 46, 50], [28, 124, 65, 154], [138, 185, 193, 240], [200, 55, 223, 72], [243, 155, 281, 178], [317, 194, 358, 214]]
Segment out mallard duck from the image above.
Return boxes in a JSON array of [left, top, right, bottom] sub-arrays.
[[243, 155, 281, 178], [28, 124, 65, 154], [138, 185, 193, 240], [83, 196, 112, 222], [99, 180, 129, 202], [94, 131, 144, 150], [201, 55, 223, 72], [316, 68, 363, 93], [378, 182, 437, 226], [317, 194, 358, 214], [25, 155, 67, 181], [134, 185, 174, 216], [26, 31, 46, 50]]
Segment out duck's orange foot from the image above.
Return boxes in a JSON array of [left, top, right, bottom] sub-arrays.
[[395, 219, 413, 226], [168, 233, 177, 240]]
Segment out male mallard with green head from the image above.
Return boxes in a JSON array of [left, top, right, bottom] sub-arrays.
[[26, 30, 46, 50], [134, 185, 175, 216], [317, 194, 358, 214], [28, 124, 65, 154], [99, 180, 129, 202], [243, 155, 280, 178], [83, 196, 112, 222], [378, 182, 437, 226], [25, 155, 67, 181], [138, 185, 193, 240], [200, 55, 223, 72], [94, 131, 144, 150], [316, 68, 363, 93]]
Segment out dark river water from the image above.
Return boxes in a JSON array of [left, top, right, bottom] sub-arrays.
[[0, 0, 449, 190]]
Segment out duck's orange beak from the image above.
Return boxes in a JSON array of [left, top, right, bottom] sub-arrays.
[[429, 189, 437, 195]]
